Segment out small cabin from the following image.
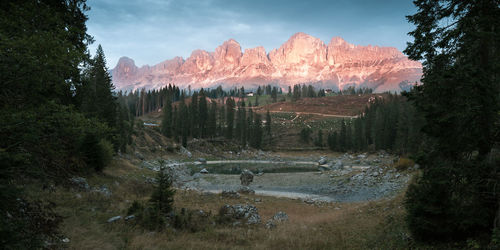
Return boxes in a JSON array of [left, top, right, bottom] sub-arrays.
[[246, 92, 254, 97]]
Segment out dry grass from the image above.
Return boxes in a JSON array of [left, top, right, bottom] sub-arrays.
[[255, 94, 389, 117], [29, 159, 412, 250]]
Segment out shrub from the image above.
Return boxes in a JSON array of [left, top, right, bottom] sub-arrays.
[[394, 157, 414, 171], [96, 139, 114, 171]]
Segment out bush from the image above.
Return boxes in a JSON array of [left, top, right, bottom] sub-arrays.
[[394, 157, 415, 171], [81, 135, 114, 172], [96, 139, 114, 171]]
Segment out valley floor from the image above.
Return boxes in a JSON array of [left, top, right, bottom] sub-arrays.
[[30, 149, 420, 249]]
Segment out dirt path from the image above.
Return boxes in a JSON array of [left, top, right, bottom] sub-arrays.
[[266, 110, 358, 119]]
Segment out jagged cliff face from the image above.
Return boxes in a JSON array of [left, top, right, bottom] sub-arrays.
[[112, 32, 422, 92]]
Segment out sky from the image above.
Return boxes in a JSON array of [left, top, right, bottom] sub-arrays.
[[86, 0, 418, 68]]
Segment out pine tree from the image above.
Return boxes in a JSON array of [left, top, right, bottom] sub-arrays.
[[246, 108, 253, 145], [265, 110, 272, 135], [190, 92, 199, 138], [251, 114, 263, 149], [198, 90, 208, 138], [404, 0, 500, 242], [225, 98, 235, 139], [161, 96, 172, 138], [207, 101, 217, 138], [339, 120, 347, 151]]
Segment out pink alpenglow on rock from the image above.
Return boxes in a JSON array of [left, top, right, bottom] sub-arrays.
[[111, 32, 422, 92]]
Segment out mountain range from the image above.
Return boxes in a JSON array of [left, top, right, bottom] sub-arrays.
[[111, 32, 422, 92]]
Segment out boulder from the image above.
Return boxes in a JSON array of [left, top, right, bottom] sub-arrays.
[[93, 185, 112, 197], [219, 204, 261, 225], [221, 190, 241, 199], [135, 151, 145, 160], [271, 211, 289, 223], [200, 168, 209, 174], [198, 158, 207, 163], [240, 169, 254, 186], [333, 160, 343, 170], [69, 177, 90, 191], [107, 215, 122, 223], [124, 215, 135, 221], [179, 146, 192, 158], [318, 157, 327, 165]]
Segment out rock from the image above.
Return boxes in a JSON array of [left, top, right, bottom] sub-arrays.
[[107, 216, 122, 223], [198, 158, 207, 163], [265, 220, 276, 229], [135, 151, 145, 160], [254, 198, 262, 202], [240, 169, 254, 186], [358, 154, 367, 159], [371, 172, 379, 177], [179, 146, 192, 158], [200, 168, 209, 174], [238, 186, 255, 194], [125, 215, 135, 221], [414, 164, 420, 170], [271, 211, 289, 223], [219, 204, 261, 225], [221, 190, 240, 199], [75, 193, 82, 199], [112, 33, 422, 95], [69, 177, 90, 191], [61, 238, 70, 243], [318, 165, 330, 171], [93, 185, 112, 197], [192, 173, 202, 179], [318, 157, 327, 165], [333, 160, 343, 170]]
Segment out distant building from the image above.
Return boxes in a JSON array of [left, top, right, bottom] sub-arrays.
[[247, 92, 254, 97]]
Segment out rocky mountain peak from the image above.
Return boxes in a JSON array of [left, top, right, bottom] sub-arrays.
[[111, 33, 422, 92]]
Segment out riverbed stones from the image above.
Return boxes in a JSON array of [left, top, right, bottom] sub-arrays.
[[218, 204, 261, 225], [200, 168, 209, 174], [240, 169, 254, 186]]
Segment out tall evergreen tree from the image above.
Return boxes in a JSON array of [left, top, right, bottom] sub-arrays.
[[161, 96, 172, 138], [404, 0, 500, 242], [198, 90, 208, 138], [265, 110, 272, 135], [251, 114, 263, 149], [225, 98, 235, 139], [190, 92, 199, 138]]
